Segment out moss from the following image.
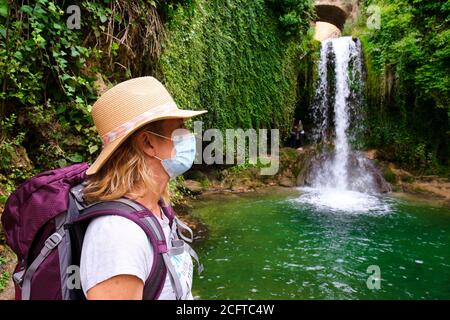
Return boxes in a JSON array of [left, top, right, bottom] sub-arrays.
[[200, 178, 210, 189], [402, 175, 415, 184], [412, 186, 427, 194], [283, 148, 298, 160], [291, 165, 301, 179], [0, 271, 9, 292], [160, 0, 313, 137], [383, 168, 397, 184]]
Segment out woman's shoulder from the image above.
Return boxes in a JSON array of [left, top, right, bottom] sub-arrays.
[[81, 215, 154, 273], [85, 215, 149, 247], [88, 214, 143, 231], [80, 215, 154, 296]]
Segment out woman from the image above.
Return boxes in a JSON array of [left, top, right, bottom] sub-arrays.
[[79, 76, 207, 300]]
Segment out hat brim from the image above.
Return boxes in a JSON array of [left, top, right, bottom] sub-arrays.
[[85, 109, 207, 176]]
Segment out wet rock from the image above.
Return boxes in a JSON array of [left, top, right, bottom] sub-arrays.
[[365, 149, 378, 160], [296, 174, 306, 186], [183, 179, 204, 194], [231, 184, 245, 192], [306, 147, 392, 193], [372, 169, 392, 193], [279, 176, 295, 187]]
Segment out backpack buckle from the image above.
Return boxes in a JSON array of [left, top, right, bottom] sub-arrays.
[[44, 232, 63, 250], [70, 183, 88, 210], [13, 269, 25, 286]]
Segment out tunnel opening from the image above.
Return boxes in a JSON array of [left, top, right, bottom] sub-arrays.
[[315, 4, 348, 31]]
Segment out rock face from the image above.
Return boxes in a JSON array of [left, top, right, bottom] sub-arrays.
[[279, 175, 295, 187], [182, 179, 204, 194], [306, 147, 392, 193], [314, 0, 360, 31], [177, 146, 391, 194], [381, 163, 450, 204], [314, 21, 341, 41]]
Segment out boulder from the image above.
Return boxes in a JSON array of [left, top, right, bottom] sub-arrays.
[[296, 174, 306, 186], [365, 149, 378, 160], [279, 176, 295, 187], [183, 179, 204, 194]]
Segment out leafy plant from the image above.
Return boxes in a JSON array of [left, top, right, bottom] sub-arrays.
[[160, 0, 314, 138], [358, 0, 450, 170], [0, 271, 9, 292], [383, 168, 396, 184]]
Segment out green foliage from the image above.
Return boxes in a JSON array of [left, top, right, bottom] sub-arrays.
[[363, 0, 449, 105], [160, 0, 313, 137], [0, 0, 315, 195], [169, 176, 193, 204], [366, 120, 438, 170], [0, 0, 103, 186], [265, 0, 313, 38], [0, 271, 8, 292], [229, 156, 271, 174], [0, 254, 9, 292], [383, 167, 396, 184], [0, 0, 165, 188], [284, 148, 298, 159], [200, 178, 210, 189], [0, 115, 19, 170], [357, 0, 450, 170]]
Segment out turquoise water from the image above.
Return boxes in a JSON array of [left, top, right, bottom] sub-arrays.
[[191, 188, 450, 299]]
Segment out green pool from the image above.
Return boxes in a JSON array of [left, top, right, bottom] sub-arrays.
[[191, 188, 450, 299]]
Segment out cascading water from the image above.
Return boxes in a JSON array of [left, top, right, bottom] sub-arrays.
[[297, 37, 390, 213]]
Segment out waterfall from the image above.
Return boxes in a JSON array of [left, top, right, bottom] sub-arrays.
[[309, 37, 376, 194]]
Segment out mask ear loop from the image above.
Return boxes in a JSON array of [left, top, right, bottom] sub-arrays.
[[146, 131, 173, 141], [146, 131, 171, 162], [146, 130, 194, 161], [148, 129, 196, 141]]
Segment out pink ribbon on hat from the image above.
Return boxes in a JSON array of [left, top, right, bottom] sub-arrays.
[[101, 102, 178, 145]]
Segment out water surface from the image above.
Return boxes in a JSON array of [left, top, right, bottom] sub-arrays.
[[191, 188, 450, 299]]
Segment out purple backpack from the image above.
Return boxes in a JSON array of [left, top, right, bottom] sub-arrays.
[[1, 163, 201, 300]]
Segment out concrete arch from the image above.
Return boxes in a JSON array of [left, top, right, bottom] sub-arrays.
[[315, 3, 349, 31]]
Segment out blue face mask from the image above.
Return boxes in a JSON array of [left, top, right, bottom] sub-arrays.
[[149, 130, 196, 179]]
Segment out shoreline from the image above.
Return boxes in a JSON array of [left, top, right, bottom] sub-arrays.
[[175, 174, 450, 251]]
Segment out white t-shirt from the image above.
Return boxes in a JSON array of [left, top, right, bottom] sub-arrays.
[[79, 210, 194, 300]]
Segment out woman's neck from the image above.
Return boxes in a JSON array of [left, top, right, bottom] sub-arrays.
[[131, 158, 170, 218], [134, 176, 168, 218]]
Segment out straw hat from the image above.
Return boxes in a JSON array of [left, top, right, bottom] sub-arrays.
[[86, 76, 207, 176]]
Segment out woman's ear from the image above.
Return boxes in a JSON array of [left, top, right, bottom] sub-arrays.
[[136, 131, 156, 158]]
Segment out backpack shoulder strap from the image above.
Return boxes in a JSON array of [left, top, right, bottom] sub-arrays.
[[158, 199, 175, 226], [111, 199, 185, 299], [74, 199, 169, 300]]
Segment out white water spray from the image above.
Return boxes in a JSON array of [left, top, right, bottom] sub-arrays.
[[297, 37, 388, 213]]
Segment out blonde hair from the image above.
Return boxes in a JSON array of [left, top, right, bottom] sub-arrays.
[[83, 121, 170, 204]]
